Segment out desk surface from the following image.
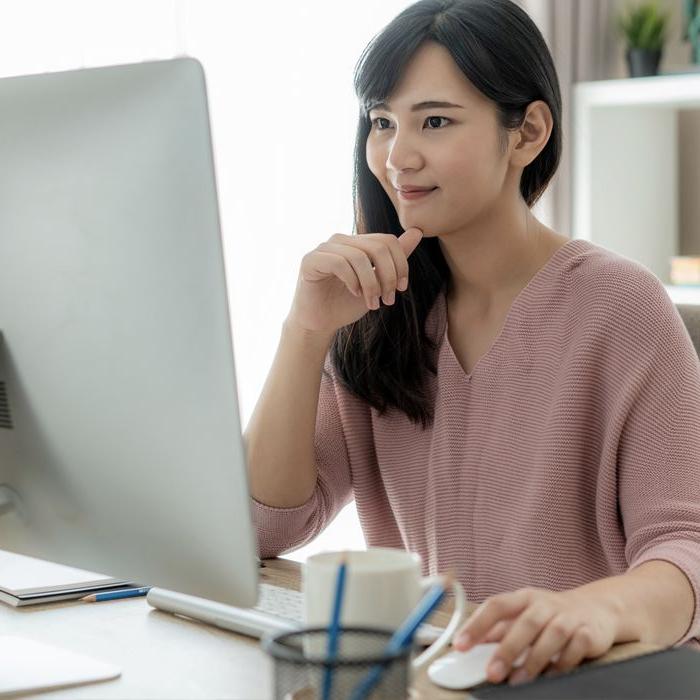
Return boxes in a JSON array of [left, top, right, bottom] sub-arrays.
[[0, 557, 660, 699]]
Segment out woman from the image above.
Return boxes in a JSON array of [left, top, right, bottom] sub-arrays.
[[245, 0, 700, 686]]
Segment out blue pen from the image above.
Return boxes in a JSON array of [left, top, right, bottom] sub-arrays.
[[80, 586, 151, 602], [349, 574, 452, 700], [321, 554, 348, 700]]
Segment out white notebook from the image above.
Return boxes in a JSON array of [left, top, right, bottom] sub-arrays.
[[0, 549, 132, 606], [0, 636, 121, 697]]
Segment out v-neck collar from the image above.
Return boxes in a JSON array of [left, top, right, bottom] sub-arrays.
[[438, 238, 592, 381]]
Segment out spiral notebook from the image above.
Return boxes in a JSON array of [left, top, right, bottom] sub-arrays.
[[0, 549, 132, 606]]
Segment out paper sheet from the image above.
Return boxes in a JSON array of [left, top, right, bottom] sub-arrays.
[[0, 636, 121, 696], [0, 549, 120, 595]]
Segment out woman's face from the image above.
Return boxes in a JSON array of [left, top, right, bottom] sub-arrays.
[[366, 41, 512, 238]]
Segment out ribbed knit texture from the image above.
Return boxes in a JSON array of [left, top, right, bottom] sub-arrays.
[[251, 238, 700, 649]]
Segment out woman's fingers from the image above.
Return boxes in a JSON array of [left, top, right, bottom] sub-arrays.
[[484, 619, 512, 642], [305, 251, 363, 298], [320, 234, 403, 308], [316, 241, 387, 308], [307, 229, 423, 311]]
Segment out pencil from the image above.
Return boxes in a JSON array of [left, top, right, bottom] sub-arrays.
[[321, 553, 348, 700], [80, 586, 152, 602]]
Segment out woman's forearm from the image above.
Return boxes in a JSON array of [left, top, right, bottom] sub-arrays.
[[574, 559, 695, 647]]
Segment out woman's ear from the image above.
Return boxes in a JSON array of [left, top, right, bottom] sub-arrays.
[[509, 100, 553, 168]]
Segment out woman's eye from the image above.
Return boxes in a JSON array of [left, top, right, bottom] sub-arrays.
[[425, 116, 449, 129], [370, 116, 450, 131]]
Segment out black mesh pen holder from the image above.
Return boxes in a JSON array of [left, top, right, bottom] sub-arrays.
[[262, 626, 415, 699]]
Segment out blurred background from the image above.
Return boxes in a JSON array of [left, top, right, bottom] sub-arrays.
[[2, 0, 699, 562]]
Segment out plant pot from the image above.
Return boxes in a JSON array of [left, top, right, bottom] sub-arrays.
[[626, 48, 662, 77]]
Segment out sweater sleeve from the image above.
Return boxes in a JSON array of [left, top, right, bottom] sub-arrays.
[[614, 274, 700, 646], [249, 352, 355, 559]]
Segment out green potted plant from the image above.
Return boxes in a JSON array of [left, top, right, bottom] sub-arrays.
[[616, 1, 670, 77]]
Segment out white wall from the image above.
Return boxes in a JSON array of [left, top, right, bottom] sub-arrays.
[[179, 0, 409, 562], [0, 0, 418, 562]]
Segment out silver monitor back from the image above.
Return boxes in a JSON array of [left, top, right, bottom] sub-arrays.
[[0, 57, 258, 608]]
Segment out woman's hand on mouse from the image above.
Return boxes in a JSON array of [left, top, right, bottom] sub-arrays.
[[451, 586, 623, 686]]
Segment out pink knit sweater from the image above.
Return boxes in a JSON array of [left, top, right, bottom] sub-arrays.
[[251, 238, 700, 648]]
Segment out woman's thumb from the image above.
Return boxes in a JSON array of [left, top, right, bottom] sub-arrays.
[[399, 227, 424, 256]]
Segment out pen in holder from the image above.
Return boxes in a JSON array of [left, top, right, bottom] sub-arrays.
[[262, 626, 415, 699], [321, 554, 347, 700]]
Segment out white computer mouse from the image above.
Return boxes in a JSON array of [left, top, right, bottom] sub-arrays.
[[427, 643, 528, 690]]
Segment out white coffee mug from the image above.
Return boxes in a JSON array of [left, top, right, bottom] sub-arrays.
[[302, 547, 465, 671]]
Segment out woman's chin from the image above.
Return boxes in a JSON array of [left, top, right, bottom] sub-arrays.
[[400, 219, 435, 236]]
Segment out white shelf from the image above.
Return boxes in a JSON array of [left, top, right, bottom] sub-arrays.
[[574, 73, 700, 108], [573, 74, 700, 285], [664, 285, 700, 305]]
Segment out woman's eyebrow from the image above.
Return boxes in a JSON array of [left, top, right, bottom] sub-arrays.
[[368, 100, 464, 113]]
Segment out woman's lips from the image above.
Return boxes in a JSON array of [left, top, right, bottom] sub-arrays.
[[398, 187, 438, 201]]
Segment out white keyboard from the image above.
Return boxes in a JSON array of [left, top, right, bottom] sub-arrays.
[[147, 582, 445, 646]]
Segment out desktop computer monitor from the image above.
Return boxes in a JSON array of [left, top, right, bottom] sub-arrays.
[[0, 57, 259, 609]]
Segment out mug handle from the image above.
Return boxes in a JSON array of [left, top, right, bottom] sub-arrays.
[[411, 575, 466, 670]]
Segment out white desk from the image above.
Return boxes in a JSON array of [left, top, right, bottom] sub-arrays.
[[0, 557, 659, 699], [1, 589, 271, 698]]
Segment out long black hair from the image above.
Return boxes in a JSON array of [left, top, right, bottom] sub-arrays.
[[329, 0, 562, 429]]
